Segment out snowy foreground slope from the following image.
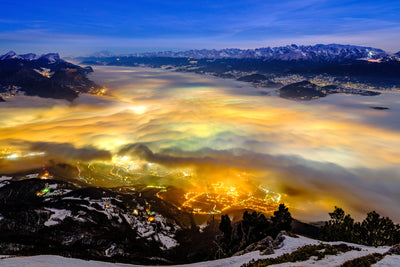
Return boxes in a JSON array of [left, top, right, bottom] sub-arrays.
[[1, 235, 399, 267]]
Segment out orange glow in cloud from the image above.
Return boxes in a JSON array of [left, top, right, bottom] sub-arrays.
[[1, 66, 400, 221]]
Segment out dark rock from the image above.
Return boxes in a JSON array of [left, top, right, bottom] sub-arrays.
[[233, 236, 274, 256], [273, 231, 287, 249], [254, 236, 274, 252], [279, 81, 326, 100], [238, 74, 268, 82], [370, 106, 389, 110], [83, 66, 94, 73], [261, 246, 275, 255], [388, 244, 400, 255]]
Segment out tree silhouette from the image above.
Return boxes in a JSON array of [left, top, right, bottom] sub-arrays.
[[219, 214, 232, 243], [320, 207, 355, 242], [360, 211, 397, 246], [321, 207, 400, 246], [271, 204, 293, 232]]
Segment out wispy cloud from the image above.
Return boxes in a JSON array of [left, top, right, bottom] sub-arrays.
[[0, 0, 399, 54], [1, 25, 400, 56]]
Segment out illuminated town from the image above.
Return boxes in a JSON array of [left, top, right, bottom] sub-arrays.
[[178, 182, 281, 215], [0, 147, 283, 216]]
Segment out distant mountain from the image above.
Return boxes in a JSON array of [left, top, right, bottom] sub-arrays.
[[123, 44, 387, 62], [0, 51, 99, 101], [0, 51, 18, 60], [0, 51, 61, 63], [80, 44, 400, 84], [37, 52, 60, 64], [89, 50, 115, 57], [19, 53, 38, 61]]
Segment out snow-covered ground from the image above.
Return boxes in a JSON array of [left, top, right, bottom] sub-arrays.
[[1, 235, 399, 267], [375, 255, 400, 267], [0, 255, 139, 267], [0, 176, 12, 188]]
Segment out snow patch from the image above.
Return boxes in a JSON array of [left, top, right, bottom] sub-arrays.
[[44, 208, 71, 226], [0, 255, 142, 266], [0, 176, 12, 181], [26, 173, 39, 178], [158, 234, 179, 250], [0, 176, 12, 188], [374, 255, 400, 266], [198, 223, 208, 233], [39, 53, 60, 64], [19, 53, 37, 60], [48, 184, 58, 189], [61, 196, 82, 201]]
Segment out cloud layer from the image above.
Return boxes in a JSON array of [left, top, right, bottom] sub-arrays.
[[1, 66, 400, 221]]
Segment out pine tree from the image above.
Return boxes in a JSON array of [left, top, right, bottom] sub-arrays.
[[239, 211, 272, 247], [320, 207, 355, 242], [219, 214, 232, 243], [360, 211, 397, 246], [271, 204, 293, 232], [321, 207, 400, 246]]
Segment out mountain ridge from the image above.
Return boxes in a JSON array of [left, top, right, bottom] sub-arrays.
[[0, 51, 99, 101], [89, 44, 396, 62]]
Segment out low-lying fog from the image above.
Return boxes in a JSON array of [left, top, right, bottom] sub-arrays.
[[1, 66, 400, 222]]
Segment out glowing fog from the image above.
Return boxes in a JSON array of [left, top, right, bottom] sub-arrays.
[[1, 66, 400, 222]]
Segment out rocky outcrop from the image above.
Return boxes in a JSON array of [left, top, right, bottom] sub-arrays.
[[273, 231, 287, 249], [388, 244, 400, 255], [233, 231, 289, 256]]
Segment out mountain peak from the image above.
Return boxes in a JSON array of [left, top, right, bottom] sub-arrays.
[[19, 53, 38, 61], [0, 51, 17, 60], [39, 53, 60, 64], [89, 50, 115, 57]]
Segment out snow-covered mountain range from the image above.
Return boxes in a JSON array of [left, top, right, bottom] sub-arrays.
[[0, 51, 61, 64], [113, 44, 397, 62]]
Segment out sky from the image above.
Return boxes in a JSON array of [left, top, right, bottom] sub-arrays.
[[1, 0, 400, 56]]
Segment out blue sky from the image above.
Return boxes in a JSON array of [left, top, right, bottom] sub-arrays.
[[1, 0, 400, 55]]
